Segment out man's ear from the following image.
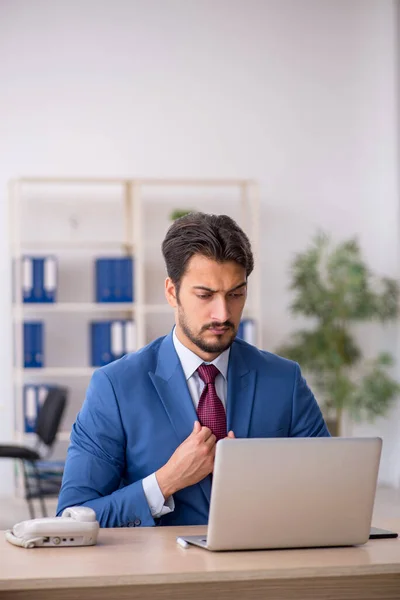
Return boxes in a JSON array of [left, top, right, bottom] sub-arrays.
[[165, 277, 178, 308]]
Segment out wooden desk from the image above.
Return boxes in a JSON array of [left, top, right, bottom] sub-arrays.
[[0, 522, 399, 600]]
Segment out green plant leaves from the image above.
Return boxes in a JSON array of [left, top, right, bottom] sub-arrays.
[[279, 232, 400, 422], [350, 354, 400, 421], [170, 209, 193, 221]]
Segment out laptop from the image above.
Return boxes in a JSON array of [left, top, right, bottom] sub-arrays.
[[181, 437, 382, 551]]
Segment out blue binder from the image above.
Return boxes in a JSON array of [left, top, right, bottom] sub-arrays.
[[32, 259, 43, 302], [91, 322, 112, 366], [115, 258, 133, 302], [113, 259, 123, 302], [95, 257, 134, 302], [237, 319, 256, 345], [33, 322, 44, 367], [24, 322, 44, 368], [91, 320, 135, 366], [95, 259, 112, 302], [24, 322, 33, 367], [124, 258, 134, 302]]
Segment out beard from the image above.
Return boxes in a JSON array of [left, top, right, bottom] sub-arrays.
[[178, 306, 237, 355]]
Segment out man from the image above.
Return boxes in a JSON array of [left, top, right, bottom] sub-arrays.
[[57, 212, 330, 527]]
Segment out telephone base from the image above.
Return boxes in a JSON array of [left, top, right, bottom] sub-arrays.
[[5, 506, 100, 549]]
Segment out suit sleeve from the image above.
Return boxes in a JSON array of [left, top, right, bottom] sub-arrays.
[[289, 363, 331, 437], [56, 369, 156, 527]]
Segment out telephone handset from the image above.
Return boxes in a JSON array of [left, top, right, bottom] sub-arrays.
[[5, 506, 100, 549]]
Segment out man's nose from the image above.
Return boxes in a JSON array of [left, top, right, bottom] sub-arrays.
[[210, 297, 230, 323]]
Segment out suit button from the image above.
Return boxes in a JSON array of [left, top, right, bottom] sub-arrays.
[[134, 518, 141, 526]]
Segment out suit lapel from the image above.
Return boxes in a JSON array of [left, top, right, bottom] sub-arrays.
[[149, 332, 212, 505], [227, 342, 257, 437]]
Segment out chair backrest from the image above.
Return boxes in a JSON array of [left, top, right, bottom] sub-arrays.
[[35, 387, 68, 447]]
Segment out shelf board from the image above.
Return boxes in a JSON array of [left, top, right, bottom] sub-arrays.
[[13, 303, 173, 315], [18, 177, 128, 185], [136, 178, 252, 187], [12, 241, 134, 251], [143, 304, 172, 314], [14, 302, 135, 314], [16, 176, 252, 187], [16, 368, 96, 378]]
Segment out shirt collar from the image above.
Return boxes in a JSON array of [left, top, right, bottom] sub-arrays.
[[173, 327, 230, 381]]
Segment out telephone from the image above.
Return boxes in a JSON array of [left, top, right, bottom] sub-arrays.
[[5, 506, 99, 549]]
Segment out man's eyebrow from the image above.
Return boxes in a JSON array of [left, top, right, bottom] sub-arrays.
[[192, 286, 217, 293], [228, 282, 247, 293], [192, 282, 247, 293]]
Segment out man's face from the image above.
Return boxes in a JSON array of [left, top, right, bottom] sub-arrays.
[[165, 254, 247, 360]]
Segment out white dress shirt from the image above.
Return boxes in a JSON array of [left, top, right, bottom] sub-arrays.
[[142, 328, 230, 518]]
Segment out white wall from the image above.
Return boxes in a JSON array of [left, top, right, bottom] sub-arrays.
[[0, 0, 399, 493]]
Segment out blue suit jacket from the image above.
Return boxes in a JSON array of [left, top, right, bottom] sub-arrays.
[[57, 332, 330, 527]]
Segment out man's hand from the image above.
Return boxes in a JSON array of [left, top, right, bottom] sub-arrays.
[[227, 430, 235, 439], [156, 421, 217, 499]]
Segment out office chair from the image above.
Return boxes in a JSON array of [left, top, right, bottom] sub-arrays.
[[0, 387, 68, 519]]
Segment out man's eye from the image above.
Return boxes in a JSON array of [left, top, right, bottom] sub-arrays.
[[197, 294, 211, 299], [230, 292, 244, 298]]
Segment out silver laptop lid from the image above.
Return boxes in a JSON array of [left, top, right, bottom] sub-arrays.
[[207, 437, 382, 551]]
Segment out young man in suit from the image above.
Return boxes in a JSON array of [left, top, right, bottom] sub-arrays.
[[57, 212, 330, 527]]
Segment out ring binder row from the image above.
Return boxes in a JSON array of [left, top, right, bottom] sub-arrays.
[[90, 321, 137, 366], [20, 257, 134, 303], [95, 258, 134, 303], [22, 256, 57, 303], [22, 321, 138, 369], [23, 322, 44, 368], [22, 319, 256, 369]]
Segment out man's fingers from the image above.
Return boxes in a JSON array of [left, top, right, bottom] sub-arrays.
[[204, 433, 217, 448], [227, 430, 235, 439], [193, 420, 202, 434], [198, 425, 213, 441]]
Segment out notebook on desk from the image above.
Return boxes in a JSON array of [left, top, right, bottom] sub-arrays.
[[181, 437, 383, 551]]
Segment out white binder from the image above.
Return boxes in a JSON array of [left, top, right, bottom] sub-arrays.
[[22, 258, 33, 298], [124, 321, 136, 353], [111, 321, 124, 357], [25, 386, 37, 432], [44, 257, 57, 293]]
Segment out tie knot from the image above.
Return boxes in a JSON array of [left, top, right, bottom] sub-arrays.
[[197, 363, 219, 385]]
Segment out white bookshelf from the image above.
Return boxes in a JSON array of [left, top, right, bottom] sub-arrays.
[[9, 176, 261, 494]]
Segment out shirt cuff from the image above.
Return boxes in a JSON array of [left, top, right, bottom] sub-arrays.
[[142, 473, 175, 518]]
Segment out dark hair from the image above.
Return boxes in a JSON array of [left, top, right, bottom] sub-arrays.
[[162, 212, 254, 287]]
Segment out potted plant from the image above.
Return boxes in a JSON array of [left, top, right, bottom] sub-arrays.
[[170, 209, 193, 221], [277, 232, 400, 435]]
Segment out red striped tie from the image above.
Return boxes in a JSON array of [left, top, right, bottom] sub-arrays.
[[197, 364, 227, 441]]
